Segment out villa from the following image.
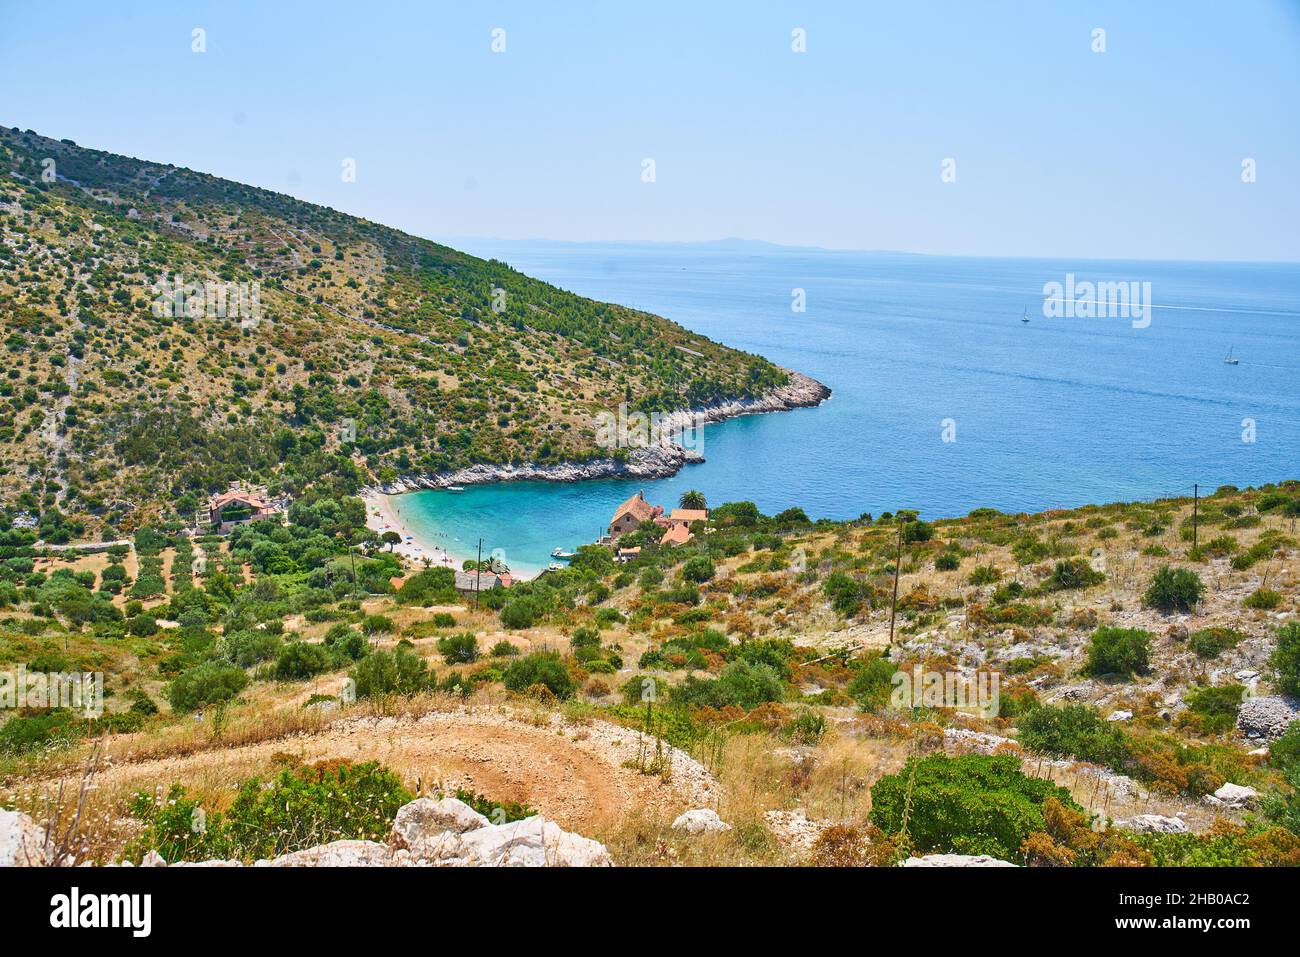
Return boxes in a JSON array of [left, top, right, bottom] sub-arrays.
[[204, 482, 286, 534], [608, 490, 663, 539]]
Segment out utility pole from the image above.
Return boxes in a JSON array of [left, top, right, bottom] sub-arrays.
[[474, 537, 482, 608], [888, 519, 904, 647], [1192, 483, 1199, 551]]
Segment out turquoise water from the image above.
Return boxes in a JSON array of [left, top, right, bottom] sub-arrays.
[[403, 242, 1300, 577]]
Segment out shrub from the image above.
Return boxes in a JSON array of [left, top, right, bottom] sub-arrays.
[[431, 612, 457, 628], [1083, 626, 1151, 676], [1244, 588, 1282, 611], [934, 551, 960, 572], [869, 753, 1082, 864], [502, 652, 574, 699], [395, 567, 456, 606], [168, 662, 249, 712], [452, 788, 536, 824], [1019, 704, 1131, 769], [1271, 623, 1300, 697], [1183, 684, 1246, 734], [350, 648, 432, 699], [1143, 566, 1203, 613], [490, 640, 519, 657], [436, 632, 479, 664], [1188, 627, 1244, 660], [1045, 558, 1104, 591], [847, 652, 898, 712], [1269, 723, 1300, 773], [361, 614, 394, 636], [274, 641, 332, 680], [968, 564, 1001, 586], [0, 709, 80, 755], [322, 625, 368, 662], [822, 572, 866, 617], [500, 596, 544, 629]]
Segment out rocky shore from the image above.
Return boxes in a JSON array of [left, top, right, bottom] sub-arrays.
[[365, 370, 831, 495]]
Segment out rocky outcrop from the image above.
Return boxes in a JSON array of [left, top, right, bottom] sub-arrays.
[[1236, 695, 1299, 742], [903, 854, 1017, 867], [1114, 814, 1190, 835], [671, 809, 732, 834], [365, 370, 830, 494], [0, 809, 48, 866], [1204, 783, 1258, 810]]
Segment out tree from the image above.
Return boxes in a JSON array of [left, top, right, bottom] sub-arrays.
[[381, 531, 402, 551], [1143, 566, 1204, 613], [679, 490, 706, 511]]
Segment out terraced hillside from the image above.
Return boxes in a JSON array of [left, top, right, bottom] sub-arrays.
[[0, 126, 804, 535]]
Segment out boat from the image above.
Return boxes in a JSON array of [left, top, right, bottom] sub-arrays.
[[547, 562, 564, 571], [1021, 307, 1030, 323], [446, 485, 466, 492], [550, 548, 576, 559], [1224, 347, 1239, 365]]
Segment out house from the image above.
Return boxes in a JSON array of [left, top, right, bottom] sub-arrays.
[[666, 508, 707, 527], [659, 523, 692, 547], [454, 570, 503, 593], [616, 546, 641, 563], [608, 490, 663, 540], [205, 482, 285, 533]]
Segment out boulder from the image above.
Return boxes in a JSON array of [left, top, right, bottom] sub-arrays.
[[454, 816, 612, 867], [1115, 814, 1189, 835], [671, 808, 732, 834], [903, 854, 1017, 867], [1107, 710, 1133, 722], [390, 797, 491, 859], [0, 809, 48, 867], [1209, 783, 1258, 809], [261, 840, 394, 867]]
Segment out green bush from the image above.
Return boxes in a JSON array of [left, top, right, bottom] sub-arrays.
[[1270, 722, 1300, 772], [436, 632, 479, 663], [1019, 704, 1131, 769], [1083, 626, 1152, 676], [350, 648, 432, 699], [500, 596, 543, 629], [0, 709, 80, 755], [847, 652, 898, 712], [968, 564, 1001, 586], [1244, 588, 1282, 611], [274, 641, 332, 680], [1143, 566, 1204, 613], [1271, 623, 1300, 697], [1183, 684, 1246, 734], [431, 612, 457, 628], [1188, 627, 1244, 660], [1045, 558, 1105, 591], [395, 567, 456, 606], [490, 640, 519, 657], [934, 551, 960, 572], [168, 662, 249, 712], [869, 753, 1082, 863], [502, 652, 574, 699], [681, 556, 715, 583]]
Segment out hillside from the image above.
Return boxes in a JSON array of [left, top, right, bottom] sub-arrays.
[[0, 126, 825, 536]]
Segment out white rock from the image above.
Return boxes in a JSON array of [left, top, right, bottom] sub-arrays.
[[264, 840, 393, 867], [903, 854, 1017, 867], [390, 797, 491, 856], [454, 816, 612, 867], [1107, 710, 1133, 722], [0, 809, 48, 867], [1212, 783, 1258, 809], [1116, 814, 1189, 834], [671, 808, 732, 834]]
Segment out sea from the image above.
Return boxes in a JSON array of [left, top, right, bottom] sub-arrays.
[[392, 240, 1300, 576]]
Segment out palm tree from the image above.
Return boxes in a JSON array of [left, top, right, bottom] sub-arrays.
[[679, 490, 706, 511]]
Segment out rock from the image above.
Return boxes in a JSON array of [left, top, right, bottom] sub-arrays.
[[0, 809, 48, 867], [671, 808, 732, 834], [1107, 710, 1133, 722], [903, 854, 1017, 867], [139, 850, 167, 867], [763, 809, 829, 853], [1115, 814, 1189, 835], [1236, 696, 1300, 741], [263, 840, 394, 867], [943, 728, 1016, 754], [454, 816, 612, 867], [390, 797, 490, 859], [1211, 783, 1258, 809]]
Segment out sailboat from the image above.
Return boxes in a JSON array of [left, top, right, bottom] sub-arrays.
[[1224, 347, 1239, 366], [1021, 307, 1031, 324]]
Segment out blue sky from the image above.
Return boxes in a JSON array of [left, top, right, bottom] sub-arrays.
[[2, 1, 1298, 261]]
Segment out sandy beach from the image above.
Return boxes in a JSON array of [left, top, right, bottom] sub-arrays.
[[362, 490, 468, 571]]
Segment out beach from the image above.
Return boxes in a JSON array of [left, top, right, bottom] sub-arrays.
[[362, 490, 468, 571]]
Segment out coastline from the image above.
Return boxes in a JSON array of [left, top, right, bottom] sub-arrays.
[[363, 489, 471, 573], [364, 369, 831, 497]]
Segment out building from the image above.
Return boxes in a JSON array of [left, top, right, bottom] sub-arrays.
[[454, 570, 504, 593], [659, 523, 692, 547], [665, 508, 707, 527], [204, 482, 285, 534], [608, 490, 663, 540]]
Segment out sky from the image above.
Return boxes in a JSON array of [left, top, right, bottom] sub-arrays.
[[1, 0, 1298, 261]]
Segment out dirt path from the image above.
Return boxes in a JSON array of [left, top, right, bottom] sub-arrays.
[[74, 708, 715, 834]]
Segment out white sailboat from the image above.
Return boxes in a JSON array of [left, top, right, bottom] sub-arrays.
[[1021, 307, 1030, 323], [1224, 346, 1239, 365]]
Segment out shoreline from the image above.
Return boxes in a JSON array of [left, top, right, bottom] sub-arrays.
[[362, 369, 831, 497], [363, 489, 472, 574]]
